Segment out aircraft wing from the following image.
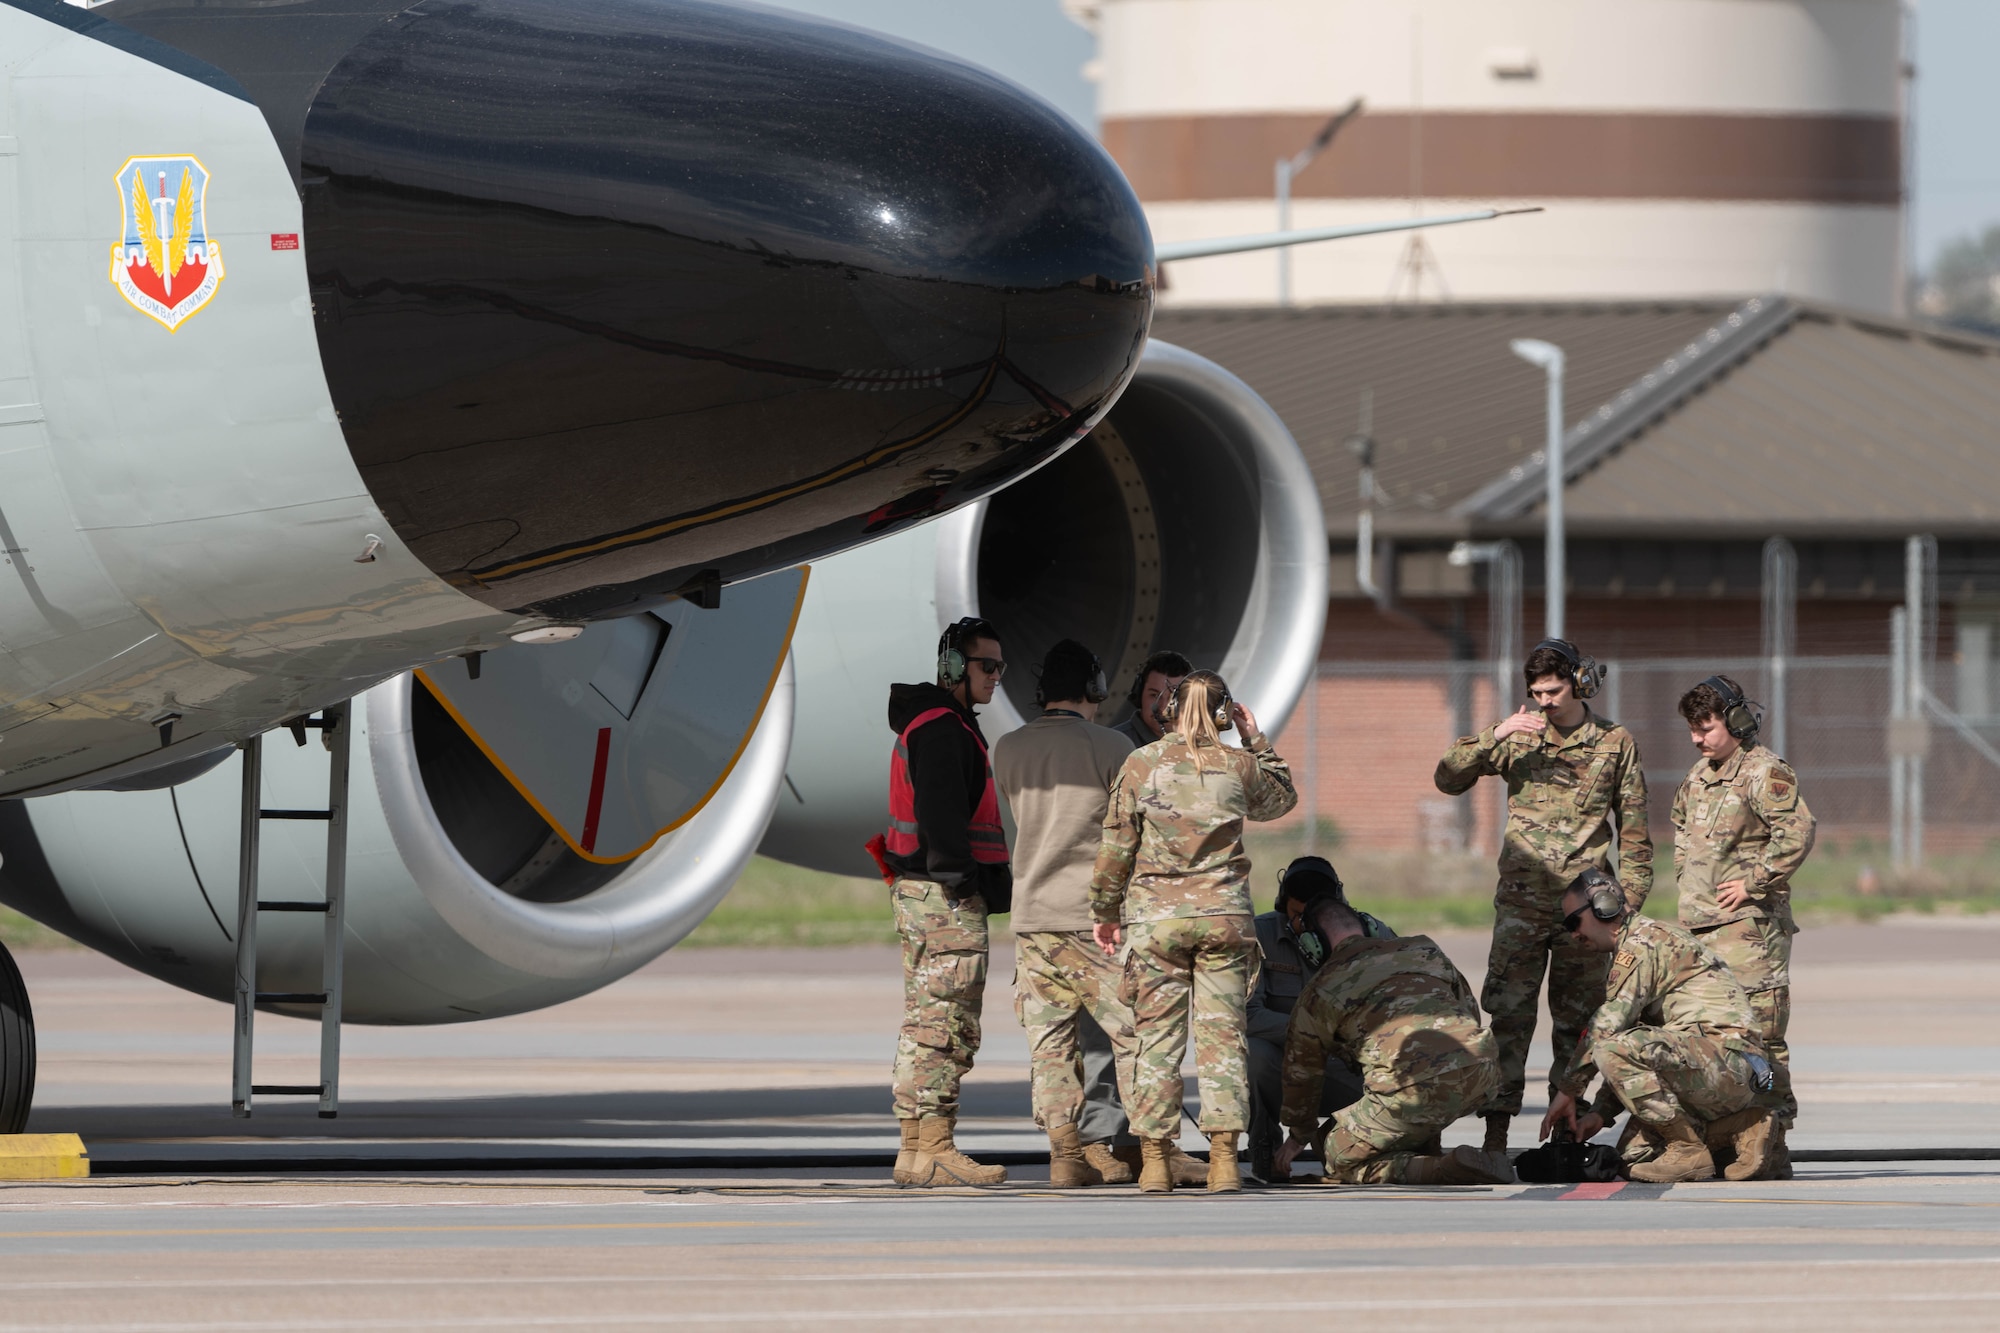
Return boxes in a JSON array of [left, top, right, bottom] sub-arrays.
[[1155, 207, 1542, 263]]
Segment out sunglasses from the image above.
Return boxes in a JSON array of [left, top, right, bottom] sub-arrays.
[[967, 656, 1007, 678], [1562, 907, 1588, 935]]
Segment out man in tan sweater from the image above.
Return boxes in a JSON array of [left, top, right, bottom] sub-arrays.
[[993, 638, 1165, 1186]]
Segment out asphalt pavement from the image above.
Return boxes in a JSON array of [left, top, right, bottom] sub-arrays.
[[7, 919, 1998, 1328]]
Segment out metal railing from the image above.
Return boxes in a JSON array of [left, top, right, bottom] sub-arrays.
[[1269, 655, 2000, 879]]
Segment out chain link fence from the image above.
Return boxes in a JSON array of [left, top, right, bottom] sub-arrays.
[[1266, 656, 2000, 903]]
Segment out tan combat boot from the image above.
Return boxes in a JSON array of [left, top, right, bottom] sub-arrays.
[[892, 1118, 920, 1185], [909, 1116, 1007, 1186], [1166, 1143, 1209, 1187], [1707, 1108, 1775, 1181], [1627, 1114, 1716, 1183], [1481, 1112, 1510, 1153], [1139, 1138, 1175, 1193], [1402, 1145, 1516, 1186], [1047, 1123, 1103, 1189], [1082, 1142, 1134, 1185], [1206, 1132, 1242, 1193]]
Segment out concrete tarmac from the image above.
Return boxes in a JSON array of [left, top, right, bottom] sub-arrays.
[[11, 919, 2000, 1328]]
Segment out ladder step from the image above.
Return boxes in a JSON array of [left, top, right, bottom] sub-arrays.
[[251, 1084, 325, 1096], [260, 808, 333, 821], [256, 991, 329, 1004], [257, 900, 331, 913]]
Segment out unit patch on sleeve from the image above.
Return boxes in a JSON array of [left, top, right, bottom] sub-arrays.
[[109, 155, 225, 331]]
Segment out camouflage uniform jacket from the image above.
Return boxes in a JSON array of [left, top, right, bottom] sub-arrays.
[[1434, 707, 1653, 907], [1246, 907, 1395, 1047], [1279, 934, 1491, 1136], [1089, 732, 1297, 923], [1557, 916, 1759, 1112], [1672, 745, 1816, 930]]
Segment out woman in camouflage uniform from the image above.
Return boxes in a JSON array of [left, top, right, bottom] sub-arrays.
[[1089, 670, 1298, 1193]]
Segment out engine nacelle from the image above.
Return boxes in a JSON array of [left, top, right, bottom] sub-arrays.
[[762, 340, 1327, 876], [0, 659, 793, 1024]]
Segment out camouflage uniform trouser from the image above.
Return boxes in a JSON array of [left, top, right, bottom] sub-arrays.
[[891, 878, 987, 1121], [1121, 914, 1255, 1139], [1322, 1058, 1500, 1185], [1482, 873, 1611, 1116], [1592, 1026, 1757, 1155], [1014, 930, 1139, 1134], [1693, 915, 1797, 1123]]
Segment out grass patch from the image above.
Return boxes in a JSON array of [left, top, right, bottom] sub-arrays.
[[683, 856, 900, 948], [0, 906, 79, 951], [691, 831, 2000, 948]]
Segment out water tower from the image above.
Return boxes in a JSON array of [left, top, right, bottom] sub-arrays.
[[1069, 0, 1905, 310]]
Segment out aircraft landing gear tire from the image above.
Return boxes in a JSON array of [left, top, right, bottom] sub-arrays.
[[0, 940, 35, 1134]]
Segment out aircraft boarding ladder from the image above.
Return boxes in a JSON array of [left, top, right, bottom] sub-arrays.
[[230, 700, 351, 1118]]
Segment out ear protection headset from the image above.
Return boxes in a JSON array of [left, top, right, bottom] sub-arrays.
[[1530, 638, 1605, 700], [1699, 675, 1760, 742], [1084, 657, 1109, 704], [1164, 670, 1233, 732], [1032, 645, 1111, 707], [1126, 650, 1193, 710], [936, 616, 991, 688], [1290, 889, 1354, 970], [1567, 867, 1626, 926], [1293, 903, 1335, 969]]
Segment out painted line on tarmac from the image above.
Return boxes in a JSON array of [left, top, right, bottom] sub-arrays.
[[4, 1253, 2000, 1294], [1692, 1196, 2000, 1208], [0, 1220, 793, 1240], [1557, 1181, 1627, 1199], [8, 1288, 2000, 1330]]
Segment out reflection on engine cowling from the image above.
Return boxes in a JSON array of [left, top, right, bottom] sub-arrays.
[[296, 0, 1154, 619]]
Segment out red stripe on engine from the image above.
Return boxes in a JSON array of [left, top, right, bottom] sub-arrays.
[[581, 727, 613, 853]]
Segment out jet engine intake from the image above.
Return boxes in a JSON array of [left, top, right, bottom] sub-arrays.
[[0, 623, 799, 1021], [762, 340, 1327, 876]]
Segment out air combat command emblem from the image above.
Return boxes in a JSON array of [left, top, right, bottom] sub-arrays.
[[110, 155, 225, 331]]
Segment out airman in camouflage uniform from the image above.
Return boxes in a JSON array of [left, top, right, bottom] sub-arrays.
[[880, 618, 1013, 1187], [1277, 920, 1509, 1186], [1434, 643, 1652, 1150], [1548, 873, 1774, 1183], [1672, 677, 1816, 1138], [1090, 672, 1296, 1192]]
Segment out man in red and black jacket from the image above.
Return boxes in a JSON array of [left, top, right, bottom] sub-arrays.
[[874, 616, 1013, 1187]]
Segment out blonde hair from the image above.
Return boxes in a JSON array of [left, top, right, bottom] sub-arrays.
[[1170, 671, 1231, 767]]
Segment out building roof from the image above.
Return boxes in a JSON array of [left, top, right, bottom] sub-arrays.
[[1150, 298, 2000, 540]]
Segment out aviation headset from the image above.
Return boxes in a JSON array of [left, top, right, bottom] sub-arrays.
[[1529, 638, 1605, 701], [1032, 642, 1111, 707], [1292, 901, 1338, 969], [1566, 866, 1626, 927], [1699, 674, 1761, 742], [1280, 858, 1349, 969], [1126, 650, 1194, 710], [1163, 669, 1233, 732], [936, 616, 999, 688]]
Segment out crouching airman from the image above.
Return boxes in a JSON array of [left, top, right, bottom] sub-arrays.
[[1544, 868, 1779, 1183], [1273, 897, 1512, 1186]]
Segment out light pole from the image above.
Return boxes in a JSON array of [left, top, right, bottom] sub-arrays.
[[1509, 338, 1566, 639], [1449, 538, 1522, 854], [1275, 98, 1362, 306]]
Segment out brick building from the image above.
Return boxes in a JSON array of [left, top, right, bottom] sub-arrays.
[[1153, 298, 2000, 857]]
